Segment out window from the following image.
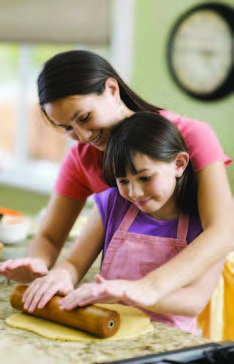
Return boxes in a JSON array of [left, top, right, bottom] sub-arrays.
[[0, 44, 109, 193]]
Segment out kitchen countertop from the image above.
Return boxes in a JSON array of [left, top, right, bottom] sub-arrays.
[[0, 241, 211, 364]]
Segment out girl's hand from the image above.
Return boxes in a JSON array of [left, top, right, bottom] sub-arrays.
[[0, 258, 48, 283], [22, 268, 74, 312]]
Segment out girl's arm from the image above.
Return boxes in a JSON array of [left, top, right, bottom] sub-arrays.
[[22, 204, 104, 312], [143, 161, 233, 301]]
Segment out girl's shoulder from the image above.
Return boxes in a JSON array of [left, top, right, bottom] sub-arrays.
[[94, 187, 128, 209], [94, 188, 131, 229]]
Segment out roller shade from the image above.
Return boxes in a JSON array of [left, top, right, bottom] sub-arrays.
[[0, 0, 111, 44]]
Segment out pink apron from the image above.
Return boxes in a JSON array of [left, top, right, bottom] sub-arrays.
[[100, 203, 197, 334]]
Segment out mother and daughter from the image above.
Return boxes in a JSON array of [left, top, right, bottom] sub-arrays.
[[0, 50, 233, 333]]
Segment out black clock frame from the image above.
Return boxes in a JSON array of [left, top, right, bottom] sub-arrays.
[[167, 3, 233, 101]]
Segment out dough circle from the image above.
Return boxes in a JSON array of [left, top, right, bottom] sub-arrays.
[[6, 304, 154, 341]]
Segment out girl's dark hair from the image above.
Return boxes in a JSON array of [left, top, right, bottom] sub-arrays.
[[104, 112, 197, 215], [38, 50, 162, 121]]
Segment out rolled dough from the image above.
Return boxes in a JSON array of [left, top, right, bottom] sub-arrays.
[[6, 304, 154, 341]]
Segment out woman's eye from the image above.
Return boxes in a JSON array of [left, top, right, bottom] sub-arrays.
[[140, 176, 152, 182], [79, 113, 89, 122], [65, 126, 73, 132]]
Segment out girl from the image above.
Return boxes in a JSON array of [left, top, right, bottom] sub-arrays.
[[0, 50, 232, 309], [24, 112, 224, 333]]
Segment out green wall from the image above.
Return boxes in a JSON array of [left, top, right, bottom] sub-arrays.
[[132, 0, 234, 190], [0, 184, 49, 215]]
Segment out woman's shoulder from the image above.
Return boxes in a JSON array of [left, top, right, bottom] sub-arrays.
[[65, 142, 104, 178], [68, 142, 103, 162], [160, 109, 231, 171], [160, 109, 208, 130]]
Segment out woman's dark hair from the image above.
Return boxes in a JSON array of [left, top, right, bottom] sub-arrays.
[[38, 50, 162, 122], [104, 112, 197, 214]]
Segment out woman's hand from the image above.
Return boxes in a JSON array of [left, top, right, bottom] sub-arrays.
[[59, 275, 128, 310], [0, 258, 48, 283], [59, 274, 160, 310], [22, 268, 74, 312]]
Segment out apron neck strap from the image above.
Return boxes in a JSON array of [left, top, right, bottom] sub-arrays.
[[118, 204, 189, 241], [118, 204, 139, 232], [177, 211, 189, 241]]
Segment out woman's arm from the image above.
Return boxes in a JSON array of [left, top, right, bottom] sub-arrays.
[[0, 193, 86, 283], [143, 161, 233, 300], [145, 259, 225, 317], [28, 193, 87, 267], [22, 204, 104, 312], [59, 259, 224, 315]]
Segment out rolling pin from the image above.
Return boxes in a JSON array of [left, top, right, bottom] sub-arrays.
[[10, 285, 120, 338]]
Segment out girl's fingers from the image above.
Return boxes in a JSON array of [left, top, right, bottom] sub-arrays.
[[30, 283, 59, 311], [37, 282, 74, 309], [23, 279, 50, 310]]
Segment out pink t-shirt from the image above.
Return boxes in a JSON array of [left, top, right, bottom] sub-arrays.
[[55, 110, 232, 200]]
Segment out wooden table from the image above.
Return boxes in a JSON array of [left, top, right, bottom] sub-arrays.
[[0, 241, 211, 364]]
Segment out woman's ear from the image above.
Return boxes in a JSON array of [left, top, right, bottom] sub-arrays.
[[175, 152, 190, 178], [105, 78, 120, 101]]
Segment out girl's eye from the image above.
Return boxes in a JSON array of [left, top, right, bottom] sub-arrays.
[[140, 176, 152, 182], [118, 179, 129, 185], [79, 113, 89, 123]]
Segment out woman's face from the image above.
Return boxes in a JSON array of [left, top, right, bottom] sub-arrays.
[[43, 80, 133, 151]]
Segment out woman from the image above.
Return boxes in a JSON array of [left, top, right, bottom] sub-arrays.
[[0, 50, 232, 309]]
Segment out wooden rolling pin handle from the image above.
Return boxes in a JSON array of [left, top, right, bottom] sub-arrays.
[[10, 285, 120, 338]]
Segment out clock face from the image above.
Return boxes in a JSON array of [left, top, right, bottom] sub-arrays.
[[167, 4, 233, 101]]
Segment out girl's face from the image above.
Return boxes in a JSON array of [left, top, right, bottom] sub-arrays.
[[43, 79, 133, 151], [116, 152, 187, 221]]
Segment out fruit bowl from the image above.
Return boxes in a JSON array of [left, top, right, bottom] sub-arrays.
[[0, 215, 31, 244]]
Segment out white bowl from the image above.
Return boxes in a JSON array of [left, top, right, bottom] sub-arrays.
[[0, 217, 31, 244]]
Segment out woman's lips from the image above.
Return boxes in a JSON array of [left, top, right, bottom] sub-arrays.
[[91, 130, 103, 145]]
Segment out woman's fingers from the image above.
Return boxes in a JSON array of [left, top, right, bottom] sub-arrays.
[[60, 283, 102, 309], [95, 274, 105, 284], [0, 260, 14, 273], [0, 258, 48, 283]]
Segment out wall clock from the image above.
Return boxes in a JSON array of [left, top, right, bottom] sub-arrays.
[[167, 3, 233, 101]]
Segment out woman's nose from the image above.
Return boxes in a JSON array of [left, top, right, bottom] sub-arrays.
[[73, 125, 92, 143]]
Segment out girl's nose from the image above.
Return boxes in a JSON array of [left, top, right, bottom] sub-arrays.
[[128, 183, 144, 200], [73, 125, 92, 143]]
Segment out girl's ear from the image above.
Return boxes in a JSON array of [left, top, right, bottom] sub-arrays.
[[105, 78, 120, 101], [175, 152, 190, 178]]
